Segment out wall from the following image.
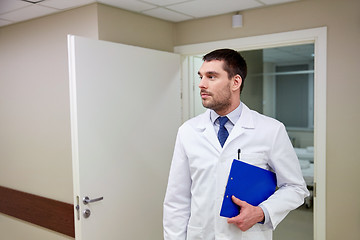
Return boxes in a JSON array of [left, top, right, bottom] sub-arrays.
[[97, 4, 175, 52], [174, 0, 360, 239], [0, 3, 175, 239], [0, 2, 99, 203], [0, 4, 99, 240]]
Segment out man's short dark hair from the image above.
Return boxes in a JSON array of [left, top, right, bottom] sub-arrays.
[[203, 49, 247, 93]]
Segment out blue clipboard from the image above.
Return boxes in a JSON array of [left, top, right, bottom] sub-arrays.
[[220, 159, 277, 218]]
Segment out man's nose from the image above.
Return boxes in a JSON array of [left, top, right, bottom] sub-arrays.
[[199, 77, 207, 89]]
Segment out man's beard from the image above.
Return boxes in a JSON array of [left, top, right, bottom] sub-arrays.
[[200, 88, 232, 113]]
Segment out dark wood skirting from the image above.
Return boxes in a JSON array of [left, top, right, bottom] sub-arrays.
[[0, 185, 75, 238]]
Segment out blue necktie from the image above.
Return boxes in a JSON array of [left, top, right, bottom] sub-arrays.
[[218, 116, 229, 147]]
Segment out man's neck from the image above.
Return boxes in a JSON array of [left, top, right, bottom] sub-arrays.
[[215, 100, 240, 116]]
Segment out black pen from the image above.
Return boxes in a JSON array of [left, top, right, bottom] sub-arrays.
[[237, 149, 241, 160]]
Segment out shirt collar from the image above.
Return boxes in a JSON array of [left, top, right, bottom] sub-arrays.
[[210, 102, 243, 125]]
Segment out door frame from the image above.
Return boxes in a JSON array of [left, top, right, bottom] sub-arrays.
[[174, 27, 327, 240]]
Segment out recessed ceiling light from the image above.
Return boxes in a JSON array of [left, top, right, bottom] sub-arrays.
[[21, 0, 45, 4]]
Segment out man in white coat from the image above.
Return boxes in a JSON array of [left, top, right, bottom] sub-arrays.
[[163, 49, 309, 240]]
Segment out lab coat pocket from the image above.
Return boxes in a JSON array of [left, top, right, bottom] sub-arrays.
[[186, 225, 203, 239], [240, 153, 268, 170], [242, 224, 272, 240], [242, 230, 272, 240]]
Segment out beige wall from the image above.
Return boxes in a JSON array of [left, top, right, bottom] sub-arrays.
[[175, 0, 360, 239], [0, 3, 175, 239], [0, 3, 99, 203], [97, 4, 175, 52], [0, 0, 359, 239], [0, 4, 99, 239]]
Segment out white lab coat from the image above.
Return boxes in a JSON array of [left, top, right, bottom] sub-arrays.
[[163, 103, 309, 240]]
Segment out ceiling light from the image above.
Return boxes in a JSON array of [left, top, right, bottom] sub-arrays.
[[232, 13, 242, 28], [21, 0, 45, 4]]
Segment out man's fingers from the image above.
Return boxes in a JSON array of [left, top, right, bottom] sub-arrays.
[[231, 195, 246, 207], [227, 217, 235, 223], [227, 215, 248, 231], [227, 213, 242, 224]]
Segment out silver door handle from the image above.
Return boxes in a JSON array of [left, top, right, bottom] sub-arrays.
[[83, 196, 104, 204]]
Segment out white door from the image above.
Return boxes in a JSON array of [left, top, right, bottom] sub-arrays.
[[68, 35, 181, 239]]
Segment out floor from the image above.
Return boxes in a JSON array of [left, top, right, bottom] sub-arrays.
[[273, 204, 313, 240]]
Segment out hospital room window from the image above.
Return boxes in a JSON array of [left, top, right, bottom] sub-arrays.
[[254, 44, 315, 131], [239, 43, 315, 148], [275, 64, 314, 129]]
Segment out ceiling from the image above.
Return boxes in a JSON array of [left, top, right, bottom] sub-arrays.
[[263, 44, 314, 64], [0, 0, 312, 63], [0, 0, 298, 27]]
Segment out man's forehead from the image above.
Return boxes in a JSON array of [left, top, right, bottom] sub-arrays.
[[198, 60, 225, 74]]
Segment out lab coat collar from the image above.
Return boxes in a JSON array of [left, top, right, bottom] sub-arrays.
[[196, 109, 221, 151], [195, 103, 255, 151], [225, 103, 255, 146], [233, 103, 255, 129]]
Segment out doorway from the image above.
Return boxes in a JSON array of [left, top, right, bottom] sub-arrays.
[[243, 44, 315, 239], [175, 27, 327, 240]]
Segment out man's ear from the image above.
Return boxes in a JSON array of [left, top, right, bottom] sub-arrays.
[[232, 74, 242, 92]]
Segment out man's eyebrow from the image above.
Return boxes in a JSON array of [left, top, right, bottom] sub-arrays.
[[198, 71, 219, 75]]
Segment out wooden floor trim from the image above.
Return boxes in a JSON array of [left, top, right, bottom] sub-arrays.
[[0, 185, 75, 238]]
